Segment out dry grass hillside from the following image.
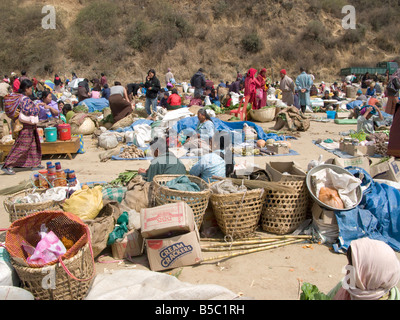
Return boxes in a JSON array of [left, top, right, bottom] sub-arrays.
[[1, 0, 399, 84]]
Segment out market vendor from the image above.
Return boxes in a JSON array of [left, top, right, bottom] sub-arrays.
[[357, 104, 384, 134], [189, 132, 234, 183], [166, 88, 182, 110], [109, 81, 134, 122], [35, 90, 60, 120], [327, 238, 400, 300], [138, 137, 186, 182]]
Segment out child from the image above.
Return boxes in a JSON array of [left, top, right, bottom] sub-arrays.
[[224, 93, 232, 108], [160, 92, 169, 109]]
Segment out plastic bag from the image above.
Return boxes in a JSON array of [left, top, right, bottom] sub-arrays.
[[107, 212, 129, 245], [98, 132, 118, 150], [22, 224, 66, 265], [132, 124, 152, 148], [63, 185, 103, 220]]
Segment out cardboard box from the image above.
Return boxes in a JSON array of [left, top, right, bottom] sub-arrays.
[[325, 157, 371, 174], [111, 229, 144, 260], [140, 202, 195, 239], [265, 161, 306, 181], [370, 157, 400, 182], [266, 145, 290, 155], [339, 142, 375, 157], [145, 230, 203, 271]]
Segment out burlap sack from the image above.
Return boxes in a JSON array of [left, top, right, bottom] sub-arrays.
[[120, 175, 151, 212], [83, 201, 120, 258]]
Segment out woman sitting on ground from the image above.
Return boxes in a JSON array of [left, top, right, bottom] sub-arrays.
[[167, 88, 182, 110], [1, 79, 44, 175], [35, 90, 60, 121], [138, 136, 186, 182], [209, 88, 220, 106], [189, 93, 203, 107], [327, 237, 400, 300], [189, 131, 234, 183], [357, 104, 384, 134]]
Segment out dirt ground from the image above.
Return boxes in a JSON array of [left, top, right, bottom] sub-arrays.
[[0, 111, 399, 300]]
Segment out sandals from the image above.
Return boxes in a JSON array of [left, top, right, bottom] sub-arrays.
[[1, 166, 15, 175], [31, 165, 45, 171]]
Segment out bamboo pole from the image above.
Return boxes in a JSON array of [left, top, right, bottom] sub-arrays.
[[201, 238, 280, 248], [201, 239, 296, 252], [201, 239, 305, 263], [201, 235, 312, 242]]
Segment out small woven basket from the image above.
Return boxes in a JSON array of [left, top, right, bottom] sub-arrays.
[[261, 176, 310, 235], [152, 175, 211, 230], [4, 189, 63, 223], [210, 188, 267, 239], [11, 243, 94, 300]]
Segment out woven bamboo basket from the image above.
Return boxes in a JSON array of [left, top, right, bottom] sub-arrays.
[[210, 188, 267, 239], [11, 243, 95, 300], [4, 189, 63, 223], [249, 107, 276, 122], [152, 175, 211, 230], [261, 175, 310, 235]]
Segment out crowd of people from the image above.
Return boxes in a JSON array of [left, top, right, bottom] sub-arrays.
[[1, 65, 400, 177]]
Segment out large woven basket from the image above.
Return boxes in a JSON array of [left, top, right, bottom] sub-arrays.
[[152, 175, 211, 230], [5, 210, 95, 300], [261, 175, 310, 235], [210, 188, 267, 239], [4, 189, 63, 223], [11, 243, 94, 300], [249, 107, 276, 122]]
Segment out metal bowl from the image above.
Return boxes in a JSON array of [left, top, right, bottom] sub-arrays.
[[306, 164, 363, 211]]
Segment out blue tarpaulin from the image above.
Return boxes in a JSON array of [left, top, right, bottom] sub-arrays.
[[172, 117, 296, 142], [333, 167, 400, 253], [78, 98, 109, 113]]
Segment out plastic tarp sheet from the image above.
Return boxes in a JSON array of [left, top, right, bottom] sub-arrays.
[[172, 117, 296, 142], [333, 167, 400, 253], [78, 98, 109, 113], [85, 269, 239, 300]]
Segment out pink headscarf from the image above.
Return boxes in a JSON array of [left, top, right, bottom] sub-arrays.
[[334, 238, 400, 300]]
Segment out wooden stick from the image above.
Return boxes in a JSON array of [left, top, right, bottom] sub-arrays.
[[201, 239, 305, 262], [201, 239, 295, 252]]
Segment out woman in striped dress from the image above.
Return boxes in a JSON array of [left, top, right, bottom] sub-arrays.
[[1, 79, 44, 175]]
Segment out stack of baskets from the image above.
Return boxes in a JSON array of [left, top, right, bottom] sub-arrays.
[[5, 210, 96, 300], [261, 162, 310, 235], [4, 188, 63, 223], [210, 181, 267, 239], [152, 175, 211, 230]]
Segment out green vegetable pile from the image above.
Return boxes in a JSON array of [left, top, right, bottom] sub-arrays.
[[350, 131, 367, 142], [300, 282, 331, 300], [204, 104, 223, 114], [110, 170, 138, 187], [73, 104, 89, 114]]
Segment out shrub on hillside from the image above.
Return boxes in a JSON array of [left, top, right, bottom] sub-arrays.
[[241, 33, 263, 53]]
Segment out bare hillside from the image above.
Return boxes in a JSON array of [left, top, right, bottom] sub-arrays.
[[1, 0, 399, 84]]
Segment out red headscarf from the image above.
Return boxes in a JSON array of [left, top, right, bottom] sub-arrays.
[[280, 69, 287, 75], [247, 68, 258, 79]]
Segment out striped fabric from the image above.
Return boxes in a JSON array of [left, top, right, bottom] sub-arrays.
[[4, 93, 23, 120], [3, 124, 42, 168]]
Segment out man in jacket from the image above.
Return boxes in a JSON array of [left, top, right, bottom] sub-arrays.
[[190, 68, 206, 97], [144, 69, 161, 115]]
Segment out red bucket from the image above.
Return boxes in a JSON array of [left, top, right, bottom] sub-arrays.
[[58, 124, 71, 141]]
